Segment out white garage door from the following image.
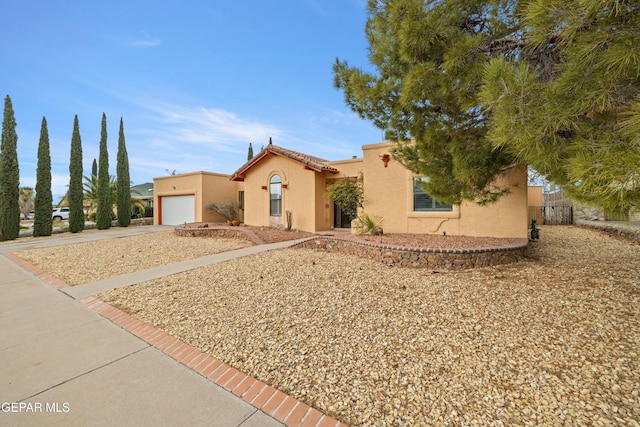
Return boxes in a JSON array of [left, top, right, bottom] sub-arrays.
[[161, 195, 195, 225]]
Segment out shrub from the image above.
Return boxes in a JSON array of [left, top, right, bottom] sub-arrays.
[[326, 175, 364, 221], [206, 201, 238, 221], [354, 213, 383, 236]]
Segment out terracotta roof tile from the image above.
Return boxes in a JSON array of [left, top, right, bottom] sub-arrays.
[[230, 144, 339, 181]]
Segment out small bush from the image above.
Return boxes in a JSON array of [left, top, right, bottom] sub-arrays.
[[206, 201, 238, 221], [354, 213, 383, 235]]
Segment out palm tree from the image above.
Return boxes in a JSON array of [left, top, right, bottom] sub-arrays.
[[83, 175, 145, 221], [18, 187, 34, 219], [83, 174, 116, 220], [129, 187, 147, 219]]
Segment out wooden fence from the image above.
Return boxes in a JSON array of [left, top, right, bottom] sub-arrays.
[[528, 205, 574, 226]]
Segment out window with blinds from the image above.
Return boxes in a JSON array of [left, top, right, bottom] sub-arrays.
[[413, 177, 452, 212]]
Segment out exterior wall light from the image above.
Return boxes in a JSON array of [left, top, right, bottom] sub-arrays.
[[379, 153, 390, 168]]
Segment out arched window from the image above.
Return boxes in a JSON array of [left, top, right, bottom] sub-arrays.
[[269, 174, 282, 216]]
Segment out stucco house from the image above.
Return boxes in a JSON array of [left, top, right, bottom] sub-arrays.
[[154, 141, 528, 238], [130, 182, 154, 208]]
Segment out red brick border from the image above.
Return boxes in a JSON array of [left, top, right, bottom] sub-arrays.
[[5, 251, 346, 426], [78, 296, 347, 427], [5, 252, 71, 289]]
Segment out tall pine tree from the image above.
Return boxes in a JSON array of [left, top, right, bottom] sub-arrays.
[[479, 0, 640, 213], [96, 113, 111, 229], [33, 117, 53, 237], [116, 117, 131, 227], [0, 95, 20, 241], [68, 115, 84, 233], [91, 158, 97, 180], [334, 1, 516, 205], [335, 0, 640, 211]]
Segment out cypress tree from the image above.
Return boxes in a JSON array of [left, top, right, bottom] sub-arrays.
[[0, 95, 20, 241], [116, 117, 131, 227], [96, 113, 111, 229], [247, 142, 254, 161], [33, 117, 53, 237], [68, 115, 84, 233], [91, 158, 97, 180]]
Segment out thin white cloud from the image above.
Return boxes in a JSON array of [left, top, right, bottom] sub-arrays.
[[111, 32, 161, 48], [141, 102, 282, 151], [104, 96, 285, 177], [129, 37, 161, 48]]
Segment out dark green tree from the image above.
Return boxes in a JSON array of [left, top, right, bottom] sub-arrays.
[[334, 0, 517, 205], [116, 118, 131, 227], [33, 117, 53, 237], [334, 0, 640, 212], [247, 142, 254, 161], [68, 115, 85, 233], [479, 0, 640, 213], [96, 113, 111, 229], [0, 95, 20, 241], [91, 158, 97, 180]]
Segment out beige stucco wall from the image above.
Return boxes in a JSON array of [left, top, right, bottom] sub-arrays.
[[153, 172, 242, 225], [314, 172, 331, 231], [329, 157, 364, 178], [457, 166, 528, 238], [528, 186, 543, 207], [359, 142, 528, 238], [241, 153, 331, 232]]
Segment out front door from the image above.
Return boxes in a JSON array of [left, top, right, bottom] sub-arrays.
[[333, 203, 352, 229]]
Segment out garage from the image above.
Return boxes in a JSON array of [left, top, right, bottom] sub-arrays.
[[160, 195, 195, 225]]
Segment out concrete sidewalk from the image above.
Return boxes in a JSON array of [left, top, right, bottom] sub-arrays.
[[0, 226, 334, 427]]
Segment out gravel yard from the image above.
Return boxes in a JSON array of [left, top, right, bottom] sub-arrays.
[[96, 226, 640, 426], [15, 231, 251, 285]]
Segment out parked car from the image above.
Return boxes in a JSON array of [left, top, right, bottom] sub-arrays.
[[20, 211, 35, 220], [52, 208, 70, 221]]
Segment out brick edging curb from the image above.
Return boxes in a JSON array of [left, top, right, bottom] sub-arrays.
[[4, 251, 346, 427], [292, 236, 529, 270], [174, 224, 266, 245], [575, 220, 640, 242], [78, 296, 347, 427], [4, 252, 70, 289], [172, 225, 529, 270]]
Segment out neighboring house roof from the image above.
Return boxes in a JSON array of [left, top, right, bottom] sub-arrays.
[[230, 142, 339, 181], [131, 182, 154, 199]]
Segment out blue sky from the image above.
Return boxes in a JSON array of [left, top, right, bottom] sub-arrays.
[[1, 0, 382, 201]]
